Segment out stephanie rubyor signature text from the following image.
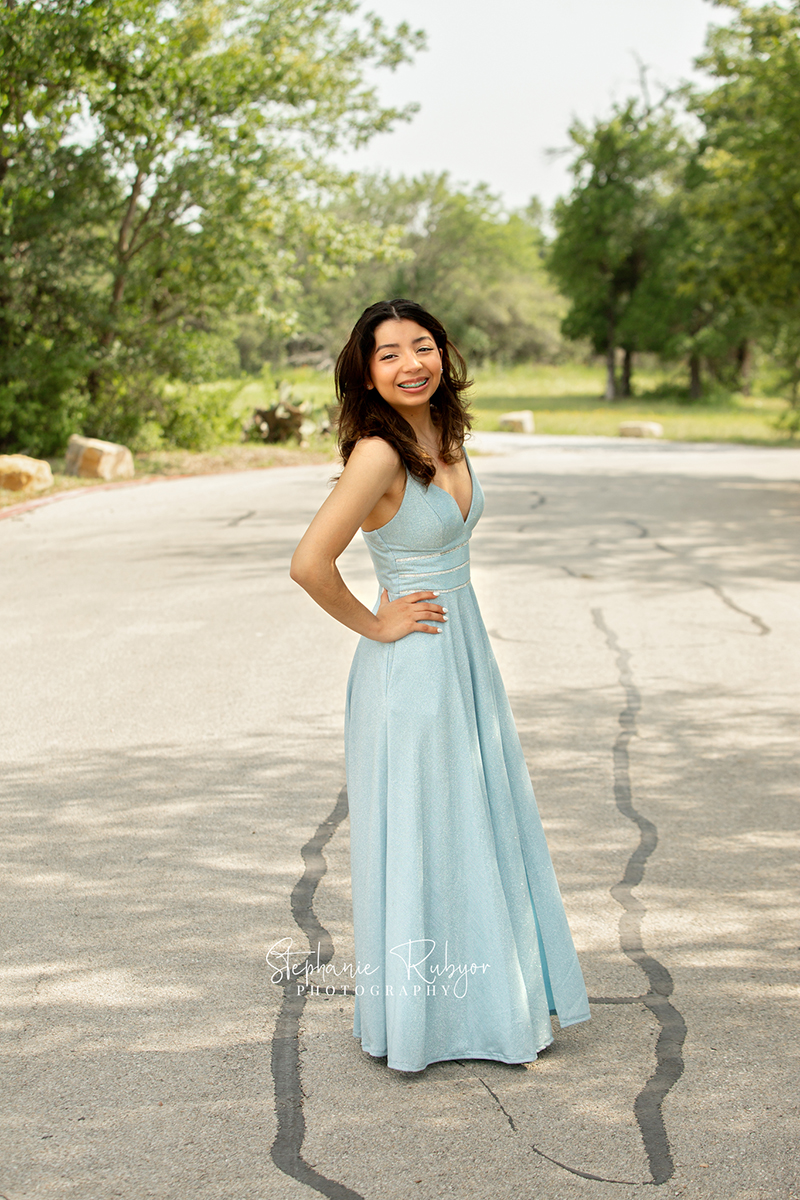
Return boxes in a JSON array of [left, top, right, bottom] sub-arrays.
[[266, 937, 490, 999]]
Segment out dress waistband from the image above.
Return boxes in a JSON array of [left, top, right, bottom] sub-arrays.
[[390, 539, 471, 596]]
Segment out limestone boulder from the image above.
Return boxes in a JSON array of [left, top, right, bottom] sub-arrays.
[[619, 421, 664, 438], [498, 410, 535, 434], [0, 454, 54, 492], [65, 435, 135, 480]]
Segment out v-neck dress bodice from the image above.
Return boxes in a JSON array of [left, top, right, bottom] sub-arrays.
[[360, 454, 479, 601], [344, 451, 589, 1072]]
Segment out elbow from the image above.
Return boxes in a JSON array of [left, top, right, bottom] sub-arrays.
[[290, 540, 337, 594], [289, 553, 309, 589], [290, 549, 322, 591]]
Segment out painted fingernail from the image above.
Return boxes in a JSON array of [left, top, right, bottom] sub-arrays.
[[431, 591, 440, 597], [442, 607, 448, 613], [443, 615, 448, 621]]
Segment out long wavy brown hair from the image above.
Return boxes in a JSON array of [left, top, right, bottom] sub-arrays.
[[334, 299, 472, 485]]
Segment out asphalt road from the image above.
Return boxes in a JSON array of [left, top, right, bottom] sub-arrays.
[[1, 433, 799, 1200]]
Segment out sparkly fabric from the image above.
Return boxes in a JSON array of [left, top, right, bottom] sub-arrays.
[[344, 454, 590, 1072]]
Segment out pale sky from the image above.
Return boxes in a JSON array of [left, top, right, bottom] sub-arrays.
[[334, 0, 726, 211]]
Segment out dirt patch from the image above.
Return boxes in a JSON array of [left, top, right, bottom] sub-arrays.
[[133, 443, 337, 477]]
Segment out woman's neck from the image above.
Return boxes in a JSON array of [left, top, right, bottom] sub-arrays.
[[398, 404, 440, 460]]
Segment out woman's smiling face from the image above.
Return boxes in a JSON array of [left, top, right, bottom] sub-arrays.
[[367, 318, 443, 412]]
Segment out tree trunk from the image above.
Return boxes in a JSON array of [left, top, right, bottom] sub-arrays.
[[99, 169, 147, 349], [689, 352, 702, 400], [604, 343, 617, 400], [621, 348, 633, 397], [790, 356, 800, 409], [736, 339, 752, 396]]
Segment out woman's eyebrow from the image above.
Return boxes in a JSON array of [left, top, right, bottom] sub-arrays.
[[375, 337, 432, 352]]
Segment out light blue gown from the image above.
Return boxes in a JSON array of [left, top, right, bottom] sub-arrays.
[[344, 452, 590, 1072]]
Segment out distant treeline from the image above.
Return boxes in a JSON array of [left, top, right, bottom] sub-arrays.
[[549, 1, 800, 416], [2, 0, 800, 455]]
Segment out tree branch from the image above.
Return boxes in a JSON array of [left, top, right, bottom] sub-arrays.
[[117, 168, 147, 261]]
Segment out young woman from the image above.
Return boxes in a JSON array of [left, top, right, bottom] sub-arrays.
[[290, 299, 590, 1072]]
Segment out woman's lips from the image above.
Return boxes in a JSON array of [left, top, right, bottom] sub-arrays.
[[398, 378, 429, 391]]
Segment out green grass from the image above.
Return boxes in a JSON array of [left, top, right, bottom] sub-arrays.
[[468, 363, 797, 445], [267, 362, 797, 446], [236, 368, 337, 414], [4, 361, 794, 511]]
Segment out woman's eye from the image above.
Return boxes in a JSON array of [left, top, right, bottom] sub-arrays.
[[378, 346, 433, 360]]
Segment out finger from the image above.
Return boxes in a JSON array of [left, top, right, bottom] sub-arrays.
[[411, 590, 440, 602], [418, 624, 442, 634]]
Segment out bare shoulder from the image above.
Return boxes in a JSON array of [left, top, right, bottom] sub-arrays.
[[342, 437, 404, 490], [347, 436, 402, 470]]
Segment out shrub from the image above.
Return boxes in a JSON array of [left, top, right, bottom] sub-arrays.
[[157, 382, 245, 450]]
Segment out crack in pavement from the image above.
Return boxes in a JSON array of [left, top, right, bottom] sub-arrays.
[[623, 519, 649, 539], [589, 519, 649, 548], [516, 487, 547, 532], [530, 1144, 654, 1186], [227, 509, 256, 527], [591, 608, 687, 1186], [270, 784, 363, 1200], [526, 610, 686, 1185], [477, 1077, 517, 1132], [700, 579, 771, 636], [653, 541, 770, 636], [558, 517, 770, 640]]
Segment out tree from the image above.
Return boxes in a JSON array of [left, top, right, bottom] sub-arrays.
[[547, 98, 688, 398], [0, 0, 119, 452], [0, 0, 424, 454], [286, 173, 566, 365], [692, 0, 800, 418], [622, 144, 756, 399]]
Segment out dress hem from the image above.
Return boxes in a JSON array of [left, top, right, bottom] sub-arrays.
[[557, 1012, 592, 1029], [355, 1034, 555, 1074]]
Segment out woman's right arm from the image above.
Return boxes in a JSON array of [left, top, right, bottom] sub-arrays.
[[289, 438, 446, 642]]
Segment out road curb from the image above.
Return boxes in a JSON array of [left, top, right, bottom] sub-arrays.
[[0, 458, 339, 523], [0, 469, 257, 522]]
